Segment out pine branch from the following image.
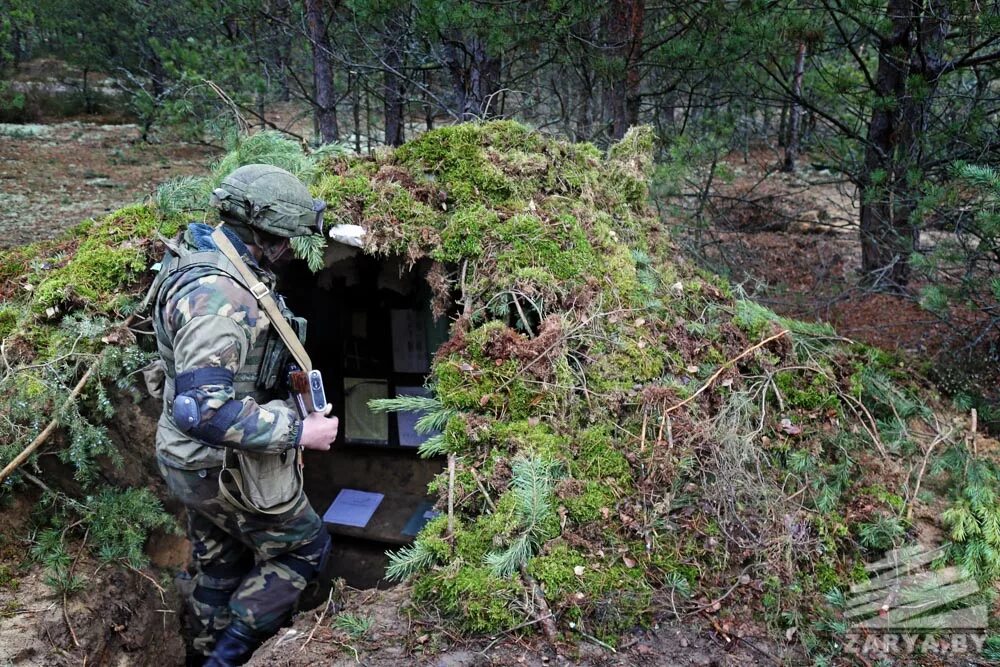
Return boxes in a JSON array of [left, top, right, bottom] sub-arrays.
[[290, 234, 327, 273]]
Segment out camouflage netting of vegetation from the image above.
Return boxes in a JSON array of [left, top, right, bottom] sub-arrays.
[[1, 123, 998, 658]]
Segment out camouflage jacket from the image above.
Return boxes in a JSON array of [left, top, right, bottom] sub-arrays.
[[153, 223, 302, 470]]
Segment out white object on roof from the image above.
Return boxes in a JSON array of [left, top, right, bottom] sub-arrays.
[[328, 224, 365, 248]]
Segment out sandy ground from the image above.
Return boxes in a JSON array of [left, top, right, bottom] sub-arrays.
[[0, 122, 217, 248]]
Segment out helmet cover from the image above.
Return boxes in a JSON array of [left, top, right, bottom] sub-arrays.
[[210, 164, 325, 238]]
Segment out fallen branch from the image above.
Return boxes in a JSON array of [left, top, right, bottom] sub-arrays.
[[127, 564, 167, 606], [905, 416, 952, 521], [63, 594, 81, 649], [447, 454, 456, 539], [0, 358, 101, 484], [665, 330, 790, 415], [301, 587, 335, 651], [469, 467, 497, 511], [520, 566, 559, 646]]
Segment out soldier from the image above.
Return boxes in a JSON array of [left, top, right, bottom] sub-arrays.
[[148, 164, 339, 666]]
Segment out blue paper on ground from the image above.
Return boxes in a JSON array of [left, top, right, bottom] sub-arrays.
[[402, 500, 440, 536], [323, 489, 384, 528]]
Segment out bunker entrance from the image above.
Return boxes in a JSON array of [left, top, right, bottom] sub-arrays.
[[281, 248, 449, 589]]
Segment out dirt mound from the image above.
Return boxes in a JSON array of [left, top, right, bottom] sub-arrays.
[[0, 554, 184, 666], [248, 586, 774, 666]]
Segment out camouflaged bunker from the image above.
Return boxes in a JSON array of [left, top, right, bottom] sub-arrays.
[[1, 121, 988, 662]]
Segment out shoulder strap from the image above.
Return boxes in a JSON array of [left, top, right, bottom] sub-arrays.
[[211, 226, 313, 372]]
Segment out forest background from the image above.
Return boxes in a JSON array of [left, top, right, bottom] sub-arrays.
[[3, 0, 999, 427]]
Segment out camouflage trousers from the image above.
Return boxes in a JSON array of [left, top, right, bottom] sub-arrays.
[[159, 461, 330, 657]]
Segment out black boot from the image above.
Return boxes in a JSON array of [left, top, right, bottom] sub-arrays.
[[203, 622, 263, 667]]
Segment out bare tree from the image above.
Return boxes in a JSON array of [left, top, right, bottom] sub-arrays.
[[602, 0, 644, 140], [781, 41, 807, 172], [444, 34, 502, 120], [306, 0, 338, 142]]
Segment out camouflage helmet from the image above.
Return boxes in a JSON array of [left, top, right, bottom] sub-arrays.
[[210, 164, 326, 238]]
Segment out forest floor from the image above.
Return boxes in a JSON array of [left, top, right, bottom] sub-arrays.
[[0, 121, 217, 248], [683, 147, 979, 360]]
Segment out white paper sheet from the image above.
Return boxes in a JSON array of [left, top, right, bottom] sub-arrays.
[[322, 489, 385, 528]]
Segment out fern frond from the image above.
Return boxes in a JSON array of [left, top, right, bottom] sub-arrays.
[[417, 434, 450, 459], [385, 541, 439, 581], [484, 456, 561, 577], [290, 234, 327, 273]]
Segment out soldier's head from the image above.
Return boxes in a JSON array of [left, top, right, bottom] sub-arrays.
[[210, 164, 326, 267]]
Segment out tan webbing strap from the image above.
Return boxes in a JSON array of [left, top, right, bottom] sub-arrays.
[[210, 227, 313, 372]]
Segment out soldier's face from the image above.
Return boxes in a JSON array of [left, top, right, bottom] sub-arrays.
[[262, 239, 293, 269]]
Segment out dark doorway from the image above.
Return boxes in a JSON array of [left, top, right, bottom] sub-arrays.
[[281, 246, 449, 588]]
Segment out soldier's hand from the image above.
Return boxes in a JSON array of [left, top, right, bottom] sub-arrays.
[[300, 404, 338, 451]]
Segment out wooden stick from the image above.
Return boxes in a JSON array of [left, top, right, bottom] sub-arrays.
[[656, 399, 667, 445], [665, 416, 674, 455], [0, 358, 100, 484], [520, 565, 559, 646], [639, 409, 648, 453], [906, 431, 945, 522], [469, 468, 497, 511], [301, 587, 334, 651], [63, 593, 80, 648], [970, 408, 978, 458], [664, 330, 789, 415], [447, 454, 456, 539]]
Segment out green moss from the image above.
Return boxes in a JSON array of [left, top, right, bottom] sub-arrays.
[[773, 370, 840, 411], [435, 203, 496, 262], [860, 484, 906, 513], [487, 419, 567, 459], [493, 213, 597, 281], [0, 564, 19, 591], [412, 563, 523, 633], [562, 481, 617, 523], [30, 205, 172, 314], [585, 330, 665, 394], [527, 544, 586, 595], [455, 494, 519, 562], [0, 306, 19, 340], [312, 173, 371, 207], [573, 426, 631, 484], [394, 123, 523, 205], [527, 545, 651, 642], [433, 322, 553, 420]]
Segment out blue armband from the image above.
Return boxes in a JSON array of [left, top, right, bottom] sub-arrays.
[[172, 367, 243, 445]]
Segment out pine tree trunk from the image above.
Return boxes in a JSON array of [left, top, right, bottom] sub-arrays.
[[306, 0, 338, 143], [602, 0, 644, 141], [277, 21, 292, 103], [445, 35, 501, 120], [383, 32, 405, 146], [352, 71, 361, 153], [859, 0, 948, 289], [782, 42, 807, 173]]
